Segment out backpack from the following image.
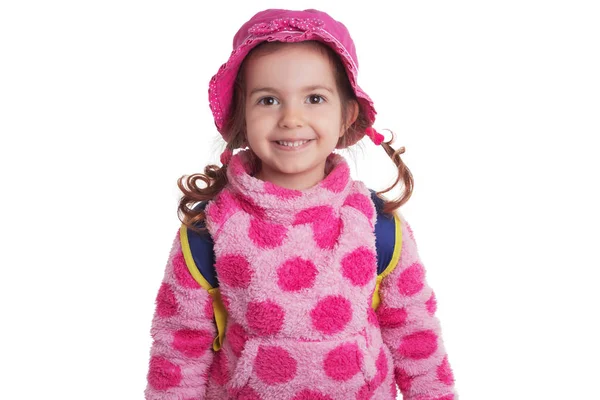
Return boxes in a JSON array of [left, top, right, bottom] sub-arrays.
[[179, 189, 402, 351]]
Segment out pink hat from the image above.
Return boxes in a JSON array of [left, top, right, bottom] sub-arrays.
[[208, 8, 384, 147]]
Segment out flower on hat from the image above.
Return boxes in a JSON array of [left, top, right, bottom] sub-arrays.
[[248, 17, 325, 37]]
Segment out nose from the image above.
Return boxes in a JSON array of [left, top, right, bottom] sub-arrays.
[[278, 103, 304, 129]]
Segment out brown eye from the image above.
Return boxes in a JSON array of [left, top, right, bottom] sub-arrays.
[[308, 95, 325, 104], [258, 97, 278, 106]]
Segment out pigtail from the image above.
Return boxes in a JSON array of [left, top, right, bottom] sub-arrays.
[[177, 159, 229, 235], [376, 130, 414, 215]]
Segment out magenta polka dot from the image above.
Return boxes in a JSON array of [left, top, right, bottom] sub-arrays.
[[255, 345, 297, 385], [221, 293, 231, 310], [204, 296, 214, 319], [236, 386, 262, 400], [147, 356, 181, 390], [437, 356, 454, 385], [293, 206, 342, 249], [207, 190, 240, 227], [227, 323, 248, 358], [310, 295, 352, 334], [215, 254, 253, 288], [321, 162, 349, 192], [249, 217, 287, 248], [156, 283, 178, 317], [291, 390, 334, 400], [314, 217, 342, 249], [247, 300, 285, 335], [277, 257, 318, 291], [376, 306, 407, 328], [367, 288, 379, 326], [399, 330, 438, 359], [323, 342, 362, 381], [236, 193, 266, 219], [374, 348, 388, 384], [343, 193, 374, 221], [210, 350, 229, 385], [341, 247, 376, 286], [395, 367, 412, 392], [367, 307, 379, 327], [356, 383, 374, 400], [398, 262, 425, 296], [172, 251, 200, 289], [172, 329, 213, 358], [426, 292, 437, 315], [265, 181, 302, 199], [293, 206, 330, 225]]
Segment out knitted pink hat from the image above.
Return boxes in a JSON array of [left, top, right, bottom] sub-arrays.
[[208, 8, 384, 147]]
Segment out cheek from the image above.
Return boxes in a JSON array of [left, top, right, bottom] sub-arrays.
[[318, 117, 344, 138], [245, 119, 274, 151], [246, 109, 274, 128], [244, 113, 263, 138], [314, 106, 343, 130]]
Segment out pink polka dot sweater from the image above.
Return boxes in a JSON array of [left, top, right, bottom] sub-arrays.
[[146, 150, 456, 399]]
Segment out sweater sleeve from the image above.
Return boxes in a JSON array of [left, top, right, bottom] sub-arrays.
[[145, 229, 217, 400], [376, 214, 457, 400]]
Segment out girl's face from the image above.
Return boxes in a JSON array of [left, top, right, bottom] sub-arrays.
[[244, 43, 357, 190]]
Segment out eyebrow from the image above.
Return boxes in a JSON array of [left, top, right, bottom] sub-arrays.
[[249, 85, 335, 96]]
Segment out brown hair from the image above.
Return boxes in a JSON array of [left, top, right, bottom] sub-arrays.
[[177, 40, 413, 233]]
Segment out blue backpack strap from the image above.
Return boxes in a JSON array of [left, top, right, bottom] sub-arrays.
[[182, 201, 218, 288], [370, 190, 395, 275], [369, 189, 403, 310], [179, 201, 227, 352]]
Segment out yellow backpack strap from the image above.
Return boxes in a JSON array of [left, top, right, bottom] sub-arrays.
[[369, 190, 403, 310], [179, 222, 227, 352]]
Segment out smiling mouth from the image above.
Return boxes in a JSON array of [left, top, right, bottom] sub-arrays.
[[274, 139, 314, 148]]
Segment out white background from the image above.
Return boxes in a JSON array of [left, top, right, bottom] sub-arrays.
[[1, 1, 599, 399]]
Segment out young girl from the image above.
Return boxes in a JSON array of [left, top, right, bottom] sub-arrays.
[[146, 8, 456, 400]]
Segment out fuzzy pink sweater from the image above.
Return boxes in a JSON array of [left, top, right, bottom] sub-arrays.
[[146, 150, 456, 399]]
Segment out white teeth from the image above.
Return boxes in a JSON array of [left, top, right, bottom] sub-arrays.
[[277, 140, 309, 147]]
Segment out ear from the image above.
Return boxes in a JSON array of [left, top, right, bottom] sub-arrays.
[[340, 100, 360, 137]]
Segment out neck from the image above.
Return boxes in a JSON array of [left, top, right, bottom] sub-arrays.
[[254, 164, 326, 191]]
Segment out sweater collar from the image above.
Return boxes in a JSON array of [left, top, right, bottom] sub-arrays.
[[224, 149, 353, 223]]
